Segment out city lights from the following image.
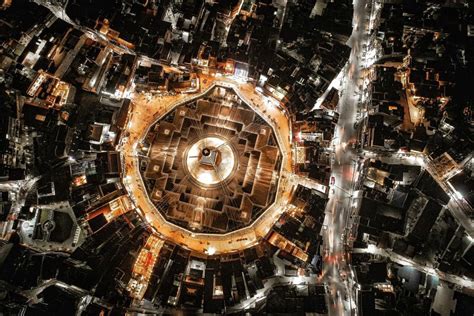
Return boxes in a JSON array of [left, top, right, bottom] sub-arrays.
[[0, 0, 472, 314]]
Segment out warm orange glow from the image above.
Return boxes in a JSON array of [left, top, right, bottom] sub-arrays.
[[127, 235, 164, 299]]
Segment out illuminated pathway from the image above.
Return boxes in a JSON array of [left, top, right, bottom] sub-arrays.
[[353, 246, 474, 291], [120, 76, 295, 255], [322, 0, 377, 314]]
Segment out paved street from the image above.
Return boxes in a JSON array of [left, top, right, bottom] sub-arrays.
[[322, 0, 375, 314], [353, 246, 474, 291]]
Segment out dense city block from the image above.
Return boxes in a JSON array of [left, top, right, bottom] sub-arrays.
[[0, 0, 473, 315]]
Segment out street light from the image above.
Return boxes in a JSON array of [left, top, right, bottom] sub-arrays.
[[367, 244, 377, 253], [205, 246, 216, 256]]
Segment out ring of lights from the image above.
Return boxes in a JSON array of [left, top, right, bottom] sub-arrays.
[[122, 81, 294, 254]]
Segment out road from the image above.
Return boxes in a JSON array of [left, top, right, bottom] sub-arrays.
[[353, 246, 474, 291], [322, 0, 375, 314]]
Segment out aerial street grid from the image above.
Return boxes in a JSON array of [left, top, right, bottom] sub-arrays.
[[0, 0, 473, 315]]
